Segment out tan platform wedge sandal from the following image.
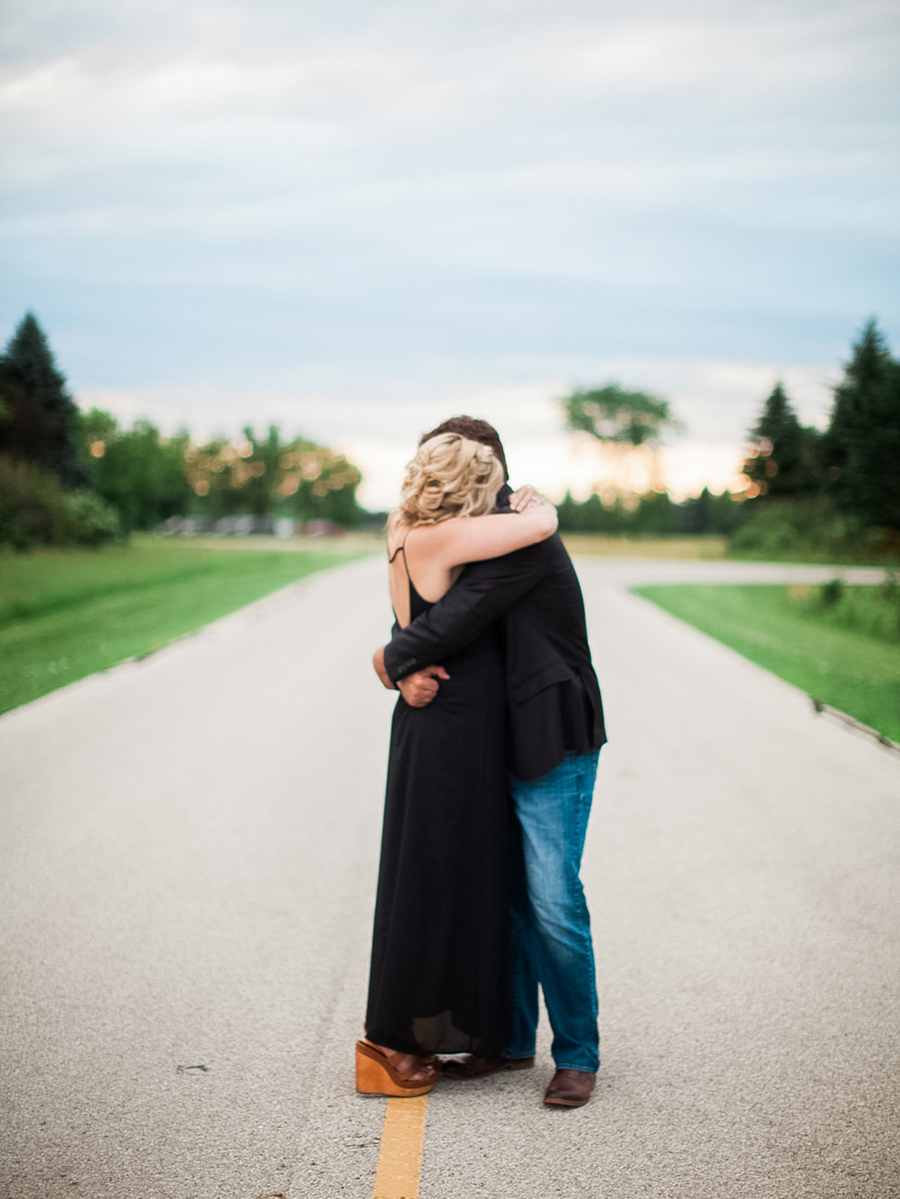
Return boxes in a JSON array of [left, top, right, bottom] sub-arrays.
[[355, 1040, 439, 1097]]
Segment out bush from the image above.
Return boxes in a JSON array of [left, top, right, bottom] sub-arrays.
[[0, 454, 120, 549], [0, 455, 64, 548], [61, 489, 122, 546], [791, 579, 900, 642], [819, 578, 844, 609], [729, 496, 891, 563], [880, 569, 899, 604]]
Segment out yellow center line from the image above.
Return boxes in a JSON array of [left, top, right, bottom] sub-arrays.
[[372, 1095, 429, 1199]]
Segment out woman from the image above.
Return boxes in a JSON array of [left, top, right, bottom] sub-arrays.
[[356, 431, 558, 1097]]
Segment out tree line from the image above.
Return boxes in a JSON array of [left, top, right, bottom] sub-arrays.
[[556, 379, 741, 535], [0, 313, 364, 548], [2, 311, 897, 556], [734, 320, 900, 558], [741, 319, 900, 523], [555, 320, 900, 555], [556, 487, 744, 537]]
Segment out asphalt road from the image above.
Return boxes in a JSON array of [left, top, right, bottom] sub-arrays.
[[1, 557, 898, 1199]]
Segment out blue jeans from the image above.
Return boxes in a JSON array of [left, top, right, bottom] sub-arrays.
[[507, 750, 601, 1073]]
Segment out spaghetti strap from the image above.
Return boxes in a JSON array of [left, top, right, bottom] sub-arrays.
[[388, 535, 431, 620], [387, 539, 412, 584]]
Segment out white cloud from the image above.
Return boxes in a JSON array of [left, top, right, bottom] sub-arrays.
[[2, 0, 897, 445]]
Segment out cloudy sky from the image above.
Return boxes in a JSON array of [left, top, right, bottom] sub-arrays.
[[2, 0, 898, 506]]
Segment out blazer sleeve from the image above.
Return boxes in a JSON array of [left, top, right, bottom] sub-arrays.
[[382, 541, 549, 682]]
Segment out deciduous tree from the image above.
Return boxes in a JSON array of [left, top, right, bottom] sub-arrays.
[[560, 382, 683, 495], [79, 410, 191, 531], [184, 426, 363, 526], [561, 384, 680, 447]]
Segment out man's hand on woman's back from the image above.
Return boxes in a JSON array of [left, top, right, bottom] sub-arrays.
[[373, 645, 448, 708], [398, 665, 450, 707]]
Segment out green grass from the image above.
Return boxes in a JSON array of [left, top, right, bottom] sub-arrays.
[[634, 583, 900, 744], [0, 538, 366, 715]]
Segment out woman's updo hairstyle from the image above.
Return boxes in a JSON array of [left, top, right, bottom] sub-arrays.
[[390, 432, 505, 532]]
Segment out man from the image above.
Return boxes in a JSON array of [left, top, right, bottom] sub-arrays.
[[373, 416, 607, 1108]]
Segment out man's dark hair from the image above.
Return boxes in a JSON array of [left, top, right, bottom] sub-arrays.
[[418, 415, 508, 481]]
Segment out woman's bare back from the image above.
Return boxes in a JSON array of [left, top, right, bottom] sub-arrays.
[[386, 494, 557, 628]]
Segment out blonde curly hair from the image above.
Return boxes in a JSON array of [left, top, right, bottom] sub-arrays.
[[388, 432, 505, 534]]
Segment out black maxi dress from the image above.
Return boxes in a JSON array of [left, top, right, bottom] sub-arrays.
[[365, 554, 511, 1058]]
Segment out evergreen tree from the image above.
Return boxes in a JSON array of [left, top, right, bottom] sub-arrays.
[[826, 320, 900, 529], [742, 382, 819, 497], [630, 490, 677, 534], [680, 487, 713, 534], [556, 491, 581, 532], [0, 312, 86, 487]]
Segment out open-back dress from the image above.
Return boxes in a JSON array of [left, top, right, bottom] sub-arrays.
[[364, 545, 511, 1057]]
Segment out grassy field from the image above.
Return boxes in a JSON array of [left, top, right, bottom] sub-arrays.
[[0, 537, 367, 715], [562, 534, 727, 558], [561, 533, 896, 566], [635, 583, 900, 744]]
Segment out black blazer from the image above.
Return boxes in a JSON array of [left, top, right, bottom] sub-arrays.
[[383, 530, 606, 781]]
